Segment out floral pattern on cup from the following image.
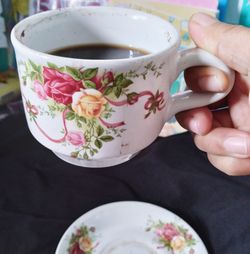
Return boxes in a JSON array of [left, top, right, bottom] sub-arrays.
[[68, 225, 98, 254], [21, 60, 165, 159], [146, 220, 196, 254]]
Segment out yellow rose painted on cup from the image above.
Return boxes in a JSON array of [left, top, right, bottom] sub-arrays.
[[170, 235, 186, 252], [72, 89, 107, 119]]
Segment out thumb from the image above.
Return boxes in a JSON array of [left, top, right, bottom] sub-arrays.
[[189, 13, 250, 75]]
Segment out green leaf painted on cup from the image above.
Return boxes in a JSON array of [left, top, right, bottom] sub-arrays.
[[66, 111, 76, 120], [47, 62, 59, 69], [114, 86, 122, 98], [95, 139, 103, 149], [65, 66, 82, 80], [114, 73, 124, 86], [85, 80, 97, 89], [97, 125, 105, 136], [104, 86, 113, 96], [120, 78, 133, 88], [100, 135, 114, 142], [82, 68, 98, 80]]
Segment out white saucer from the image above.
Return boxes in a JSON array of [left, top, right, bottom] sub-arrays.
[[55, 201, 208, 254]]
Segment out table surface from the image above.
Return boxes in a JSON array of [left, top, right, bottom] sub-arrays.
[[1, 113, 250, 254]]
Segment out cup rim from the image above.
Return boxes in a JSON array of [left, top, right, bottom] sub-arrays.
[[11, 6, 180, 63]]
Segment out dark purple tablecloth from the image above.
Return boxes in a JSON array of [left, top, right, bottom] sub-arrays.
[[1, 113, 250, 254]]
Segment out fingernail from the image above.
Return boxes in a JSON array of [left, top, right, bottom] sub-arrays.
[[189, 118, 202, 135], [198, 75, 224, 92], [191, 13, 217, 27], [223, 137, 249, 155]]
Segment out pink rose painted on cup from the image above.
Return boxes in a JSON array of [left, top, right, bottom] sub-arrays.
[[26, 103, 39, 116], [43, 67, 82, 105], [34, 80, 47, 100], [72, 89, 107, 119], [91, 71, 114, 90], [66, 131, 85, 146]]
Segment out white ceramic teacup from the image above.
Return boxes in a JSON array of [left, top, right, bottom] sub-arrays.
[[11, 7, 234, 167]]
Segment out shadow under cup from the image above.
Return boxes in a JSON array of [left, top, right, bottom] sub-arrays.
[[11, 7, 180, 167]]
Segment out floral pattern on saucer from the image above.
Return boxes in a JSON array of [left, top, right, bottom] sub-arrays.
[[56, 202, 208, 254], [146, 220, 196, 254], [68, 225, 98, 254]]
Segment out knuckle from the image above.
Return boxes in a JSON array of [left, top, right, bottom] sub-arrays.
[[194, 134, 221, 154], [223, 166, 239, 176], [246, 136, 250, 153], [216, 25, 250, 74], [212, 156, 250, 176], [207, 154, 238, 176], [193, 135, 206, 152], [215, 24, 236, 56]]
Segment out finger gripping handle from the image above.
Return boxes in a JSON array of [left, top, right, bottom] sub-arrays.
[[168, 48, 235, 117]]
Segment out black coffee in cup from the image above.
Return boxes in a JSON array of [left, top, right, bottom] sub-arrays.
[[49, 44, 149, 60]]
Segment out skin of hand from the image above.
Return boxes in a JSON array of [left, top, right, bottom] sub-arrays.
[[176, 13, 250, 175]]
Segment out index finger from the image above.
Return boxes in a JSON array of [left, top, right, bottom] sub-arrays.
[[189, 13, 250, 76]]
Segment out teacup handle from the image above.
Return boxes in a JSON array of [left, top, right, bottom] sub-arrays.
[[168, 48, 235, 117]]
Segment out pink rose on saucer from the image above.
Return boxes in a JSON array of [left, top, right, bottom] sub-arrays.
[[156, 223, 179, 241], [69, 243, 83, 254], [43, 67, 82, 105]]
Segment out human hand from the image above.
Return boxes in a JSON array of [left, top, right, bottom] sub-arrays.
[[176, 13, 250, 175]]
